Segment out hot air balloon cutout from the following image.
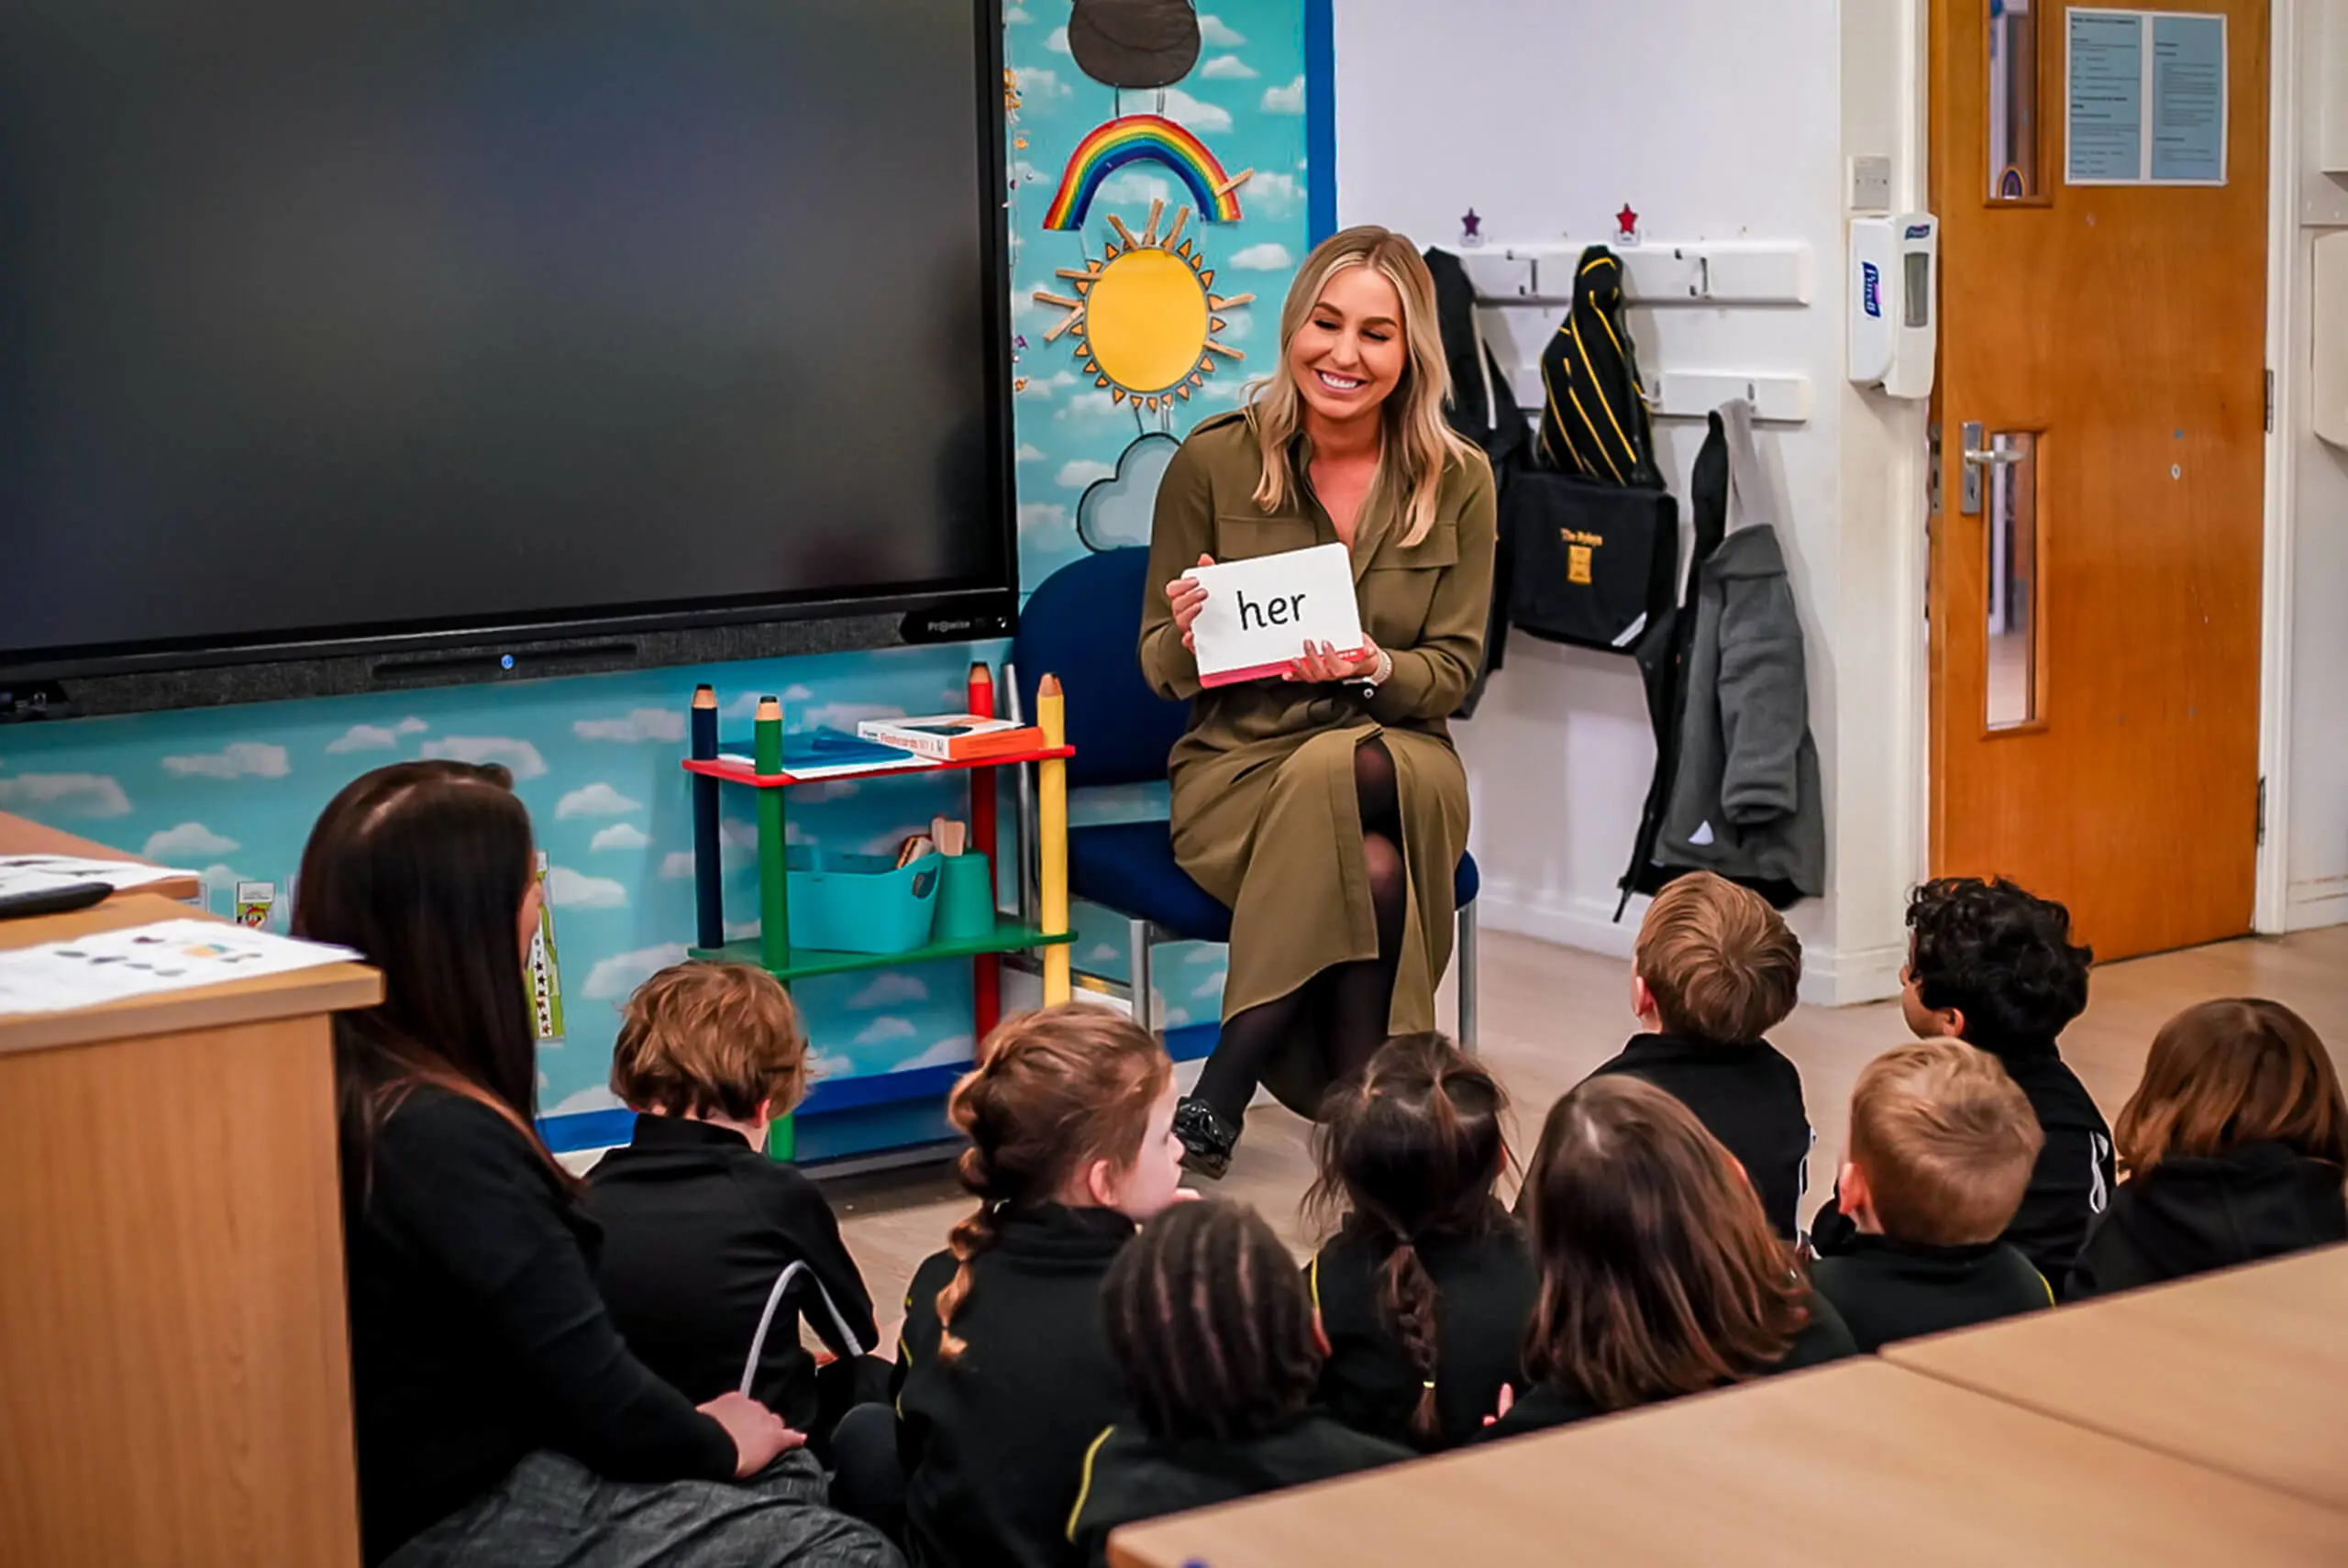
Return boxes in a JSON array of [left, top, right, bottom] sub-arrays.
[[1034, 199, 1252, 416]]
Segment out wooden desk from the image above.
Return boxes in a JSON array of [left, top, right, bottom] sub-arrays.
[[1887, 1243, 2348, 1514], [1107, 1361, 2348, 1568], [0, 809, 203, 902], [0, 892, 382, 1567]]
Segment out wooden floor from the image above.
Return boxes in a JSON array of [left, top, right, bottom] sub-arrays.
[[827, 925, 2348, 1348]]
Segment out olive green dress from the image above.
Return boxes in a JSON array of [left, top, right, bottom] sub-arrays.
[[1138, 411, 1498, 1114]]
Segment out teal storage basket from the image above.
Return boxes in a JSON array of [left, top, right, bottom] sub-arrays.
[[785, 847, 945, 955]]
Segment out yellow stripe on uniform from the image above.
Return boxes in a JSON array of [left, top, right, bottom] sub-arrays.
[[1308, 1252, 1323, 1316], [2036, 1269, 2056, 1307], [1066, 1426, 1115, 1542], [1571, 320, 1637, 477], [1567, 384, 1625, 484], [1594, 309, 1646, 399]]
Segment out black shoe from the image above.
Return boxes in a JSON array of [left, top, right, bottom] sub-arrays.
[[1172, 1096, 1240, 1180]]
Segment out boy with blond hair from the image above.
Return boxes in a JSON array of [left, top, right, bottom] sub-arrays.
[[1584, 871, 1811, 1238], [583, 961, 880, 1451], [1811, 1041, 2054, 1349]]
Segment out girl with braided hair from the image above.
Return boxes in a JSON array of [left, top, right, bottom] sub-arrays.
[[887, 1004, 1186, 1568], [1069, 1200, 1407, 1568], [1302, 1032, 1534, 1450], [1480, 1076, 1855, 1441]]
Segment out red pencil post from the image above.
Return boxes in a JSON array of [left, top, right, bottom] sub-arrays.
[[968, 661, 1001, 1041]]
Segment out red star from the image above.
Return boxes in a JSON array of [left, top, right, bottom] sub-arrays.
[[1615, 204, 1639, 237]]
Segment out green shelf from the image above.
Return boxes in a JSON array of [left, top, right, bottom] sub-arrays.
[[689, 919, 1077, 983]]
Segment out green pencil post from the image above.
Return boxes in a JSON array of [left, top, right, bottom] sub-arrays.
[[753, 696, 790, 974]]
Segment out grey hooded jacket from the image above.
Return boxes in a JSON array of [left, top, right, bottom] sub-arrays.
[[1655, 405, 1824, 895]]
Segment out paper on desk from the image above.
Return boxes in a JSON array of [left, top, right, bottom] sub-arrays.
[[0, 918, 360, 1016], [0, 855, 195, 899]]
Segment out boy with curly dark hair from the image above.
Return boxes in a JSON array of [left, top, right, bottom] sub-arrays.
[[1809, 877, 2113, 1292]]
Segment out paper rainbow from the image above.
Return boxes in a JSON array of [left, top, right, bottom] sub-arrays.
[[1042, 114, 1246, 232]]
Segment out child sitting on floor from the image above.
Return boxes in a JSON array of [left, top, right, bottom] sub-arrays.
[[1483, 1076, 1855, 1441], [2070, 999, 2347, 1298], [1069, 1199, 1410, 1567], [1810, 877, 2113, 1290], [584, 961, 882, 1453], [1810, 1041, 2054, 1350], [1584, 871, 1811, 1239], [885, 1004, 1188, 1568], [1304, 1033, 1534, 1450]]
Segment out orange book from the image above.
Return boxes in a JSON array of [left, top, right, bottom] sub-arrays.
[[856, 713, 1043, 762]]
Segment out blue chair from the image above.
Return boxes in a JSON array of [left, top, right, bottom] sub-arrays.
[[1010, 547, 1480, 1048]]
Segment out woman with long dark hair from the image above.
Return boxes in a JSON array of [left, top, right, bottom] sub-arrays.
[[298, 761, 897, 1567]]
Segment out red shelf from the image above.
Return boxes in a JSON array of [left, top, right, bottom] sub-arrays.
[[681, 745, 1073, 789]]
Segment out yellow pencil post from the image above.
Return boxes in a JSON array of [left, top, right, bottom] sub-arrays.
[[1036, 673, 1070, 1005]]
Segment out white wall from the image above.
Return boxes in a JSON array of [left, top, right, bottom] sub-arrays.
[[1332, 0, 1925, 1000], [2280, 0, 2348, 931]]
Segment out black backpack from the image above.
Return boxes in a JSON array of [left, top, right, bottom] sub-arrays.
[[1504, 247, 1678, 654]]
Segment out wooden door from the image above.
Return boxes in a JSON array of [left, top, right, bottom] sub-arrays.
[[1930, 0, 2268, 960]]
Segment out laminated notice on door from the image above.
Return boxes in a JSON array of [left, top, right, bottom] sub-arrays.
[[1186, 543, 1367, 688], [2066, 8, 2227, 186]]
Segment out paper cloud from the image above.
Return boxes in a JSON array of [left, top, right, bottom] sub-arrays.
[[854, 1016, 919, 1046], [1197, 14, 1245, 45], [1016, 443, 1048, 463], [162, 742, 290, 779], [848, 972, 932, 1009], [325, 724, 401, 754], [1058, 458, 1117, 488], [1076, 432, 1180, 552], [422, 736, 548, 779], [1019, 502, 1072, 538], [1261, 75, 1306, 115], [781, 683, 816, 701], [1019, 370, 1079, 399], [554, 782, 645, 819], [1246, 171, 1302, 215], [573, 709, 687, 744], [546, 866, 627, 908], [659, 851, 698, 880], [1192, 971, 1229, 998], [894, 1034, 978, 1072], [589, 823, 651, 852], [141, 822, 240, 860], [1044, 24, 1070, 51], [1200, 54, 1257, 79], [1096, 170, 1176, 206], [1158, 87, 1233, 133], [0, 772, 131, 818], [1227, 242, 1296, 271], [396, 717, 427, 734], [1013, 66, 1072, 99], [580, 943, 687, 999]]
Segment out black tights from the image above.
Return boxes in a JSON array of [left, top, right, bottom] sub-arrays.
[[1192, 739, 1407, 1126]]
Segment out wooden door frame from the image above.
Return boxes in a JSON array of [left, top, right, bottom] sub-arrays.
[[1913, 0, 2304, 935]]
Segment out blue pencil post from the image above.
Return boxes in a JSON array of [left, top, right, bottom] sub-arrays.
[[689, 683, 723, 951]]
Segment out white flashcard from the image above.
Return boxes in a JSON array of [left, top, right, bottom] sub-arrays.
[[1187, 543, 1367, 688]]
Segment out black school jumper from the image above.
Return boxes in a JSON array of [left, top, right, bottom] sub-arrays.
[[1809, 1233, 2052, 1351], [1069, 1415, 1411, 1568], [1307, 1201, 1537, 1450], [894, 1205, 1135, 1568], [1587, 1033, 1812, 1239], [342, 1088, 735, 1563], [1812, 1040, 2113, 1292], [2068, 1141, 2348, 1299], [583, 1114, 881, 1437], [1476, 1286, 1857, 1441]]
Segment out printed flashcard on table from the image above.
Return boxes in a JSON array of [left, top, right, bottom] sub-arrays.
[[0, 855, 194, 899], [0, 918, 359, 1016], [1187, 543, 1367, 688]]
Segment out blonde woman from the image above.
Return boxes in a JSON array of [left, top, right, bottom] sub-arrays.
[[1140, 226, 1498, 1176]]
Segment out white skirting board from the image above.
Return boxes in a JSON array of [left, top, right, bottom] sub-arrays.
[[1507, 362, 1814, 424], [1456, 239, 1814, 307]]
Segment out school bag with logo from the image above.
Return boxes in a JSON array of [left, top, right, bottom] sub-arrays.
[[1503, 245, 1677, 653]]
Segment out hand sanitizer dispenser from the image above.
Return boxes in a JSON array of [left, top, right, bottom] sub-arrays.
[[1849, 214, 1937, 399]]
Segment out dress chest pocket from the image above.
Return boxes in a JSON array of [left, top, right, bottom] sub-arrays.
[[1362, 523, 1459, 645], [1213, 512, 1321, 562]]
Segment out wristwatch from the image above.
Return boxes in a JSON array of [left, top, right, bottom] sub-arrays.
[[1355, 647, 1394, 697]]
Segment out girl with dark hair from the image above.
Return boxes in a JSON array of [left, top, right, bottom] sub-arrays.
[[2069, 999, 2347, 1298], [1484, 1076, 1855, 1441], [1302, 1033, 1534, 1449], [889, 1004, 1186, 1568], [1070, 1200, 1408, 1568], [300, 762, 895, 1568]]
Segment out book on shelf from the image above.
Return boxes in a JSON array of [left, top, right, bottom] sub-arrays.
[[857, 713, 1044, 762]]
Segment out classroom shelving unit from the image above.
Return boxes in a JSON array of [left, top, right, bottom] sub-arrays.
[[676, 666, 1075, 1158]]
